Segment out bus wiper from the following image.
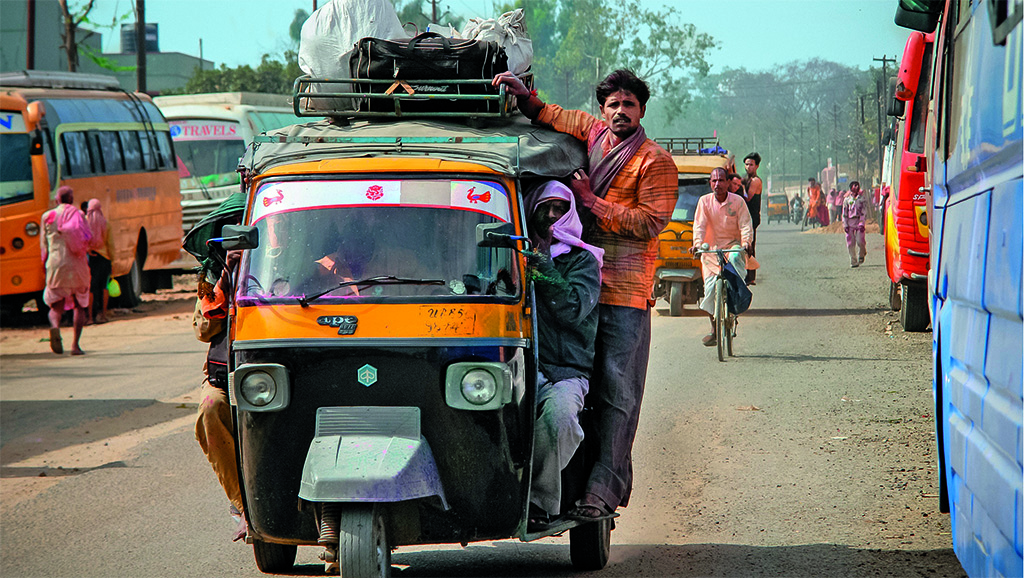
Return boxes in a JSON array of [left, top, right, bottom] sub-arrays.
[[299, 276, 445, 307], [184, 148, 211, 199]]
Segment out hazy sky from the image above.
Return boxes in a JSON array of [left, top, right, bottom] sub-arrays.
[[87, 0, 909, 73]]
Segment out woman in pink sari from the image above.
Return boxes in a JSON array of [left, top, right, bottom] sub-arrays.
[[41, 186, 92, 355]]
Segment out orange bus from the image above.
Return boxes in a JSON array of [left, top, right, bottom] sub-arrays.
[[0, 71, 182, 314]]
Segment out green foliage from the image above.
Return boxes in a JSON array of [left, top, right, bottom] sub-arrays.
[[289, 9, 310, 46], [393, 0, 464, 35], [501, 0, 714, 116], [177, 52, 302, 95]]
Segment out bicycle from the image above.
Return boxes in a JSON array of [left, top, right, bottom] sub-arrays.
[[694, 244, 748, 361]]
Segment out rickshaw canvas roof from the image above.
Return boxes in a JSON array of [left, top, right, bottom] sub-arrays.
[[241, 116, 587, 178]]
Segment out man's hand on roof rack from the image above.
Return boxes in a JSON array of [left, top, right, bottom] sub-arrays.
[[492, 71, 531, 97]]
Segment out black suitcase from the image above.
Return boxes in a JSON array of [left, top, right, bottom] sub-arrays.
[[350, 32, 509, 113]]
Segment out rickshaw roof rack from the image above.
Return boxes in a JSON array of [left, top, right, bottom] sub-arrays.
[[243, 115, 587, 179], [292, 75, 529, 120], [654, 137, 725, 156]]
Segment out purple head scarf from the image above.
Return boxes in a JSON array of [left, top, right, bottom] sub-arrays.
[[525, 181, 604, 269]]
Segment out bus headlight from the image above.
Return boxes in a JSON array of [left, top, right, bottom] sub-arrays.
[[229, 363, 289, 412], [445, 362, 512, 411], [25, 222, 39, 237]]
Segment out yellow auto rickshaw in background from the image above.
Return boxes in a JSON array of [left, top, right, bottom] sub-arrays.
[[765, 193, 790, 224], [651, 138, 729, 316]]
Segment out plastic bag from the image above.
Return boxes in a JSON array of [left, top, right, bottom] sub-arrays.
[[297, 0, 408, 110], [107, 277, 121, 298], [461, 8, 532, 74]]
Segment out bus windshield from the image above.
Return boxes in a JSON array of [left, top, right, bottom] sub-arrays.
[[175, 139, 245, 186], [239, 179, 519, 304], [0, 133, 35, 205]]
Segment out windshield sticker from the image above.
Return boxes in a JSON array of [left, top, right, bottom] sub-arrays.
[[451, 181, 509, 222], [252, 180, 509, 223], [169, 120, 242, 141]]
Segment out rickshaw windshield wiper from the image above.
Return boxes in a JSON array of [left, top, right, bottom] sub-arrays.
[[299, 276, 446, 307]]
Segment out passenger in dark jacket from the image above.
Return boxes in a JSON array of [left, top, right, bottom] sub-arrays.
[[525, 181, 603, 528]]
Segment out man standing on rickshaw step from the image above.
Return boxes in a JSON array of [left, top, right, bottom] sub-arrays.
[[690, 167, 754, 346], [523, 181, 603, 530], [493, 69, 677, 521]]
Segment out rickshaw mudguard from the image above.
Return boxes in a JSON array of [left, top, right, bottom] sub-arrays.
[[297, 406, 449, 508]]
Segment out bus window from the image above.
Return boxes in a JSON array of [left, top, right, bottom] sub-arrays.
[[139, 131, 156, 170], [249, 111, 299, 133], [908, 43, 934, 154], [156, 132, 175, 170], [120, 131, 143, 171], [97, 131, 124, 172], [0, 132, 33, 205], [61, 131, 93, 176]]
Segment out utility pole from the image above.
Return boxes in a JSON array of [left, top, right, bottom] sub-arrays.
[[431, 0, 439, 23], [26, 0, 36, 69], [799, 122, 804, 183], [135, 0, 146, 93], [872, 55, 896, 186], [816, 109, 822, 176]]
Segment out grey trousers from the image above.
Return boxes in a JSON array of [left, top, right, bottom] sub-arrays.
[[531, 373, 588, 516], [585, 303, 652, 510]]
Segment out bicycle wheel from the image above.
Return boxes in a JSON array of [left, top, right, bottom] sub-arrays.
[[715, 277, 726, 362], [726, 314, 735, 357]]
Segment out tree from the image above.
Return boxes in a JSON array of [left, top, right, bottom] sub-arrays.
[[502, 0, 714, 116], [289, 9, 310, 48], [57, 0, 95, 72], [176, 52, 302, 95], [393, 0, 464, 35]]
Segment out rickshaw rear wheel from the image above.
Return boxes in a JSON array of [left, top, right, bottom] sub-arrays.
[[668, 282, 684, 317], [252, 539, 297, 573], [569, 518, 612, 570], [340, 504, 391, 578]]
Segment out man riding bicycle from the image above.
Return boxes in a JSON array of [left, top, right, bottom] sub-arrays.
[[690, 167, 754, 346]]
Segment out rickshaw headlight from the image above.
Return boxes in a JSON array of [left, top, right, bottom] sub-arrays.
[[229, 364, 289, 412], [461, 369, 497, 405], [241, 371, 277, 407], [445, 362, 512, 411]]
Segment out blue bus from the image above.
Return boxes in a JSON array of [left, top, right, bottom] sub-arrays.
[[894, 1, 1022, 577]]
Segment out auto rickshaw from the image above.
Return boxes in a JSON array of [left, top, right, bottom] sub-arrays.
[[651, 138, 729, 316], [216, 76, 615, 577], [765, 193, 790, 224]]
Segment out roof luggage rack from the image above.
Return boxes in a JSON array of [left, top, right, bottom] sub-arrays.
[[654, 137, 724, 155], [292, 74, 532, 120]]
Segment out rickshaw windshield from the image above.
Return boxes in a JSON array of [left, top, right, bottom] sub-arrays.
[[672, 178, 708, 222], [237, 178, 520, 305]]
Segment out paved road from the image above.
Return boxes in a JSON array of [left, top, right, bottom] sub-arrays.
[[0, 221, 966, 577]]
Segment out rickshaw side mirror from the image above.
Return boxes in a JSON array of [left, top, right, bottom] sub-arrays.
[[476, 222, 526, 249], [219, 225, 259, 250]]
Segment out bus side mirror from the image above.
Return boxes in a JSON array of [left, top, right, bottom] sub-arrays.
[[25, 101, 45, 125], [219, 225, 259, 250], [476, 222, 527, 249]]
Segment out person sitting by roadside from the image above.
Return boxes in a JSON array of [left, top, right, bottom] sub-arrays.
[[690, 167, 754, 346], [524, 180, 603, 531]]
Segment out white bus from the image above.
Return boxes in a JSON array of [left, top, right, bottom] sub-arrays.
[[153, 92, 299, 233]]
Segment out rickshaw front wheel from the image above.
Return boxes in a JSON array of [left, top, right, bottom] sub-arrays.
[[668, 282, 684, 317], [569, 518, 612, 570], [341, 504, 391, 578], [252, 539, 297, 573]]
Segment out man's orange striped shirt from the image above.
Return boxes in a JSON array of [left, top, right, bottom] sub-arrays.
[[536, 104, 678, 310]]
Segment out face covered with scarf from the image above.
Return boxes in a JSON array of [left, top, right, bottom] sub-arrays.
[[525, 181, 604, 269]]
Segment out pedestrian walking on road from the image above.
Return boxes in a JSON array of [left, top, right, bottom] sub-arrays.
[[85, 199, 114, 324], [843, 181, 869, 267], [41, 186, 91, 355], [492, 68, 678, 521]]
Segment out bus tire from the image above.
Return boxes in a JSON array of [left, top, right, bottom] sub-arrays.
[[113, 257, 143, 308], [899, 283, 929, 332]]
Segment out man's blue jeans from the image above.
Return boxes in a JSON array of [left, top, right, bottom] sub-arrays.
[[583, 303, 651, 510]]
